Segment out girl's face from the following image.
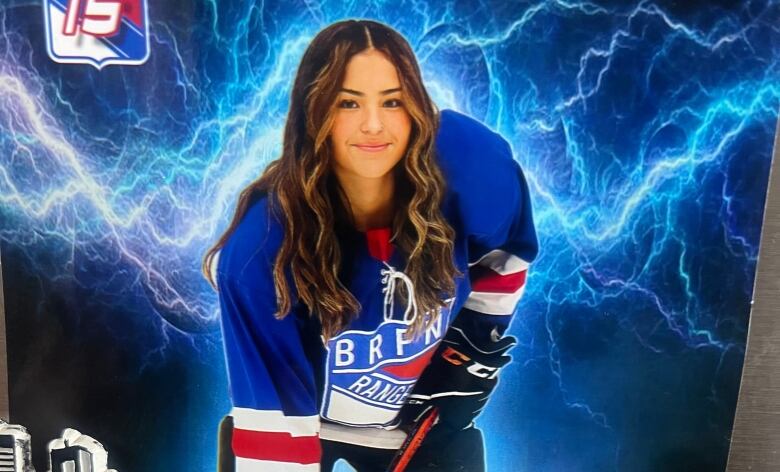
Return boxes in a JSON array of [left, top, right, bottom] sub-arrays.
[[329, 49, 412, 182]]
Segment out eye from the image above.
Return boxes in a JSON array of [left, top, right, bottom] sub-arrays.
[[384, 98, 403, 108], [338, 99, 359, 109]]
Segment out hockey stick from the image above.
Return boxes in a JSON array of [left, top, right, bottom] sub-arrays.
[[386, 407, 440, 472]]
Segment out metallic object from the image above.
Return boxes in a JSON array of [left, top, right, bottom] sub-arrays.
[[0, 421, 34, 472], [0, 250, 7, 421], [726, 119, 780, 471], [47, 429, 116, 472]]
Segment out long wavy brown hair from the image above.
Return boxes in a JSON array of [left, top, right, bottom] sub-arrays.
[[203, 20, 460, 340]]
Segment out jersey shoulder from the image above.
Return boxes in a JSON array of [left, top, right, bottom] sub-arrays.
[[435, 110, 527, 240], [436, 109, 517, 176], [216, 193, 284, 284]]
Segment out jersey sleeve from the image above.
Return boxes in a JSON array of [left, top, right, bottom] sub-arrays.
[[462, 153, 537, 325], [437, 110, 539, 338], [216, 198, 321, 471]]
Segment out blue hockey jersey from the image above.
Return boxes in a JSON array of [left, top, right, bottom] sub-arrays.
[[216, 109, 539, 471]]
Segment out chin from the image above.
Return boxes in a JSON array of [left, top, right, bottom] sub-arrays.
[[348, 156, 403, 178], [353, 166, 396, 179]]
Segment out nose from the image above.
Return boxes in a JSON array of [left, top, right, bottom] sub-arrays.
[[360, 105, 384, 134]]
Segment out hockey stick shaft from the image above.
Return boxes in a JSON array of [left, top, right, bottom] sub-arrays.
[[386, 407, 440, 472]]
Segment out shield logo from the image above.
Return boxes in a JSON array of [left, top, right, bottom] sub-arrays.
[[43, 0, 150, 69]]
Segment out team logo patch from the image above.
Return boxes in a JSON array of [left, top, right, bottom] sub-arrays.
[[43, 0, 150, 69], [321, 300, 454, 428]]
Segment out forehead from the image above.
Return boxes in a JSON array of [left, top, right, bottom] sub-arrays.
[[341, 49, 401, 92]]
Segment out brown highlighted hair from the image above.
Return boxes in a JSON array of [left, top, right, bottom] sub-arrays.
[[203, 20, 460, 340]]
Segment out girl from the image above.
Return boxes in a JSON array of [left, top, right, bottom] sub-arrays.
[[204, 19, 538, 472]]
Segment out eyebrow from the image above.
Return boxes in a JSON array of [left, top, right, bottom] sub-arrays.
[[340, 87, 402, 97]]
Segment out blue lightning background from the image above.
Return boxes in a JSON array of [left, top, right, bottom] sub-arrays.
[[0, 0, 778, 470]]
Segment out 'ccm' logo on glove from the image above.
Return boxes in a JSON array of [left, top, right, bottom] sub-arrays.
[[441, 347, 499, 379]]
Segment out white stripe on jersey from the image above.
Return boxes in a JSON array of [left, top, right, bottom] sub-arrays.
[[464, 285, 527, 315], [230, 407, 320, 436], [319, 422, 407, 450], [236, 457, 320, 472], [468, 248, 530, 274]]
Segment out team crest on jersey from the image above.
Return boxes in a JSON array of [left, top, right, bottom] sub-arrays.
[[43, 0, 150, 69], [321, 300, 454, 427]]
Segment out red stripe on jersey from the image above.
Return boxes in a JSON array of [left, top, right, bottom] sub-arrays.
[[232, 428, 321, 464], [469, 265, 527, 293]]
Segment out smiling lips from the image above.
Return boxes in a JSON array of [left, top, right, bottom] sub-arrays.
[[353, 142, 390, 152]]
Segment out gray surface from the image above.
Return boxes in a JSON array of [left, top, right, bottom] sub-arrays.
[[0, 252, 7, 420], [726, 117, 780, 471]]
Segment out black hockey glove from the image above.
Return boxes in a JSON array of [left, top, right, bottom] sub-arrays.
[[398, 322, 516, 433]]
